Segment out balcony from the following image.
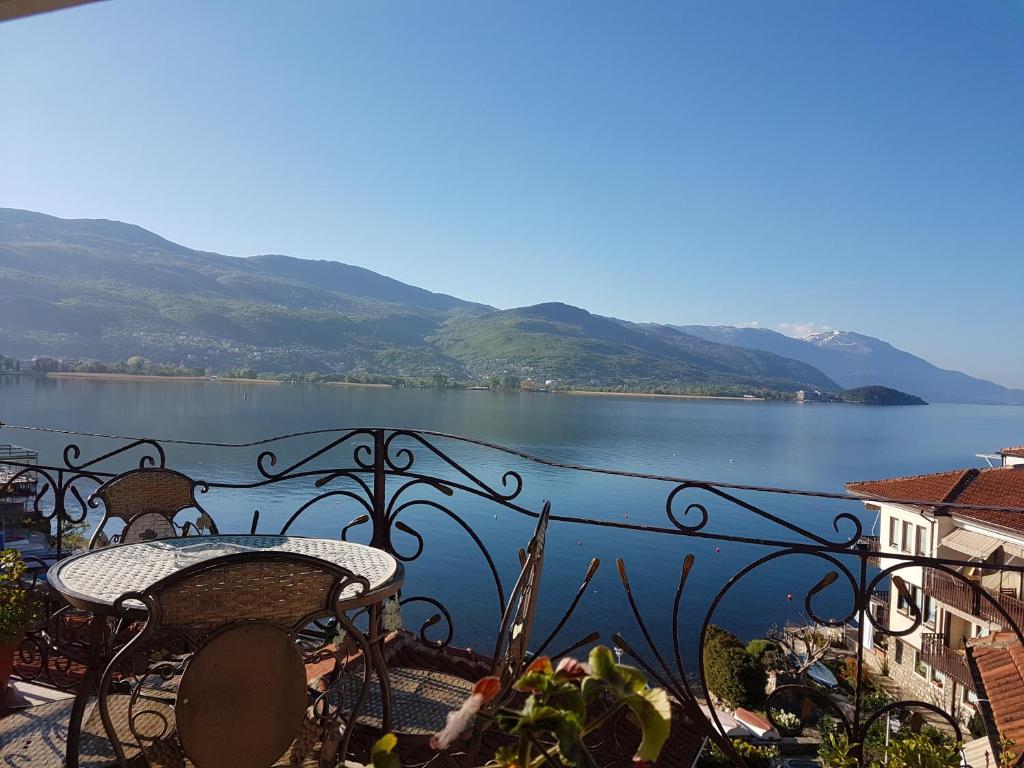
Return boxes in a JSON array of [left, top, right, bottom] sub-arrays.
[[856, 535, 881, 566], [920, 632, 973, 690], [922, 567, 1024, 630], [0, 427, 1021, 766], [0, 443, 39, 502]]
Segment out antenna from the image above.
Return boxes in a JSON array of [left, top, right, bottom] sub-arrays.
[[976, 453, 1001, 468]]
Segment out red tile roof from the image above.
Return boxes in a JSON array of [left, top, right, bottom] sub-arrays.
[[846, 469, 973, 506], [1001, 446, 1024, 459], [846, 466, 1024, 534], [967, 633, 1024, 753]]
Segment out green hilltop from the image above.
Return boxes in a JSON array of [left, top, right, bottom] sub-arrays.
[[0, 208, 839, 395]]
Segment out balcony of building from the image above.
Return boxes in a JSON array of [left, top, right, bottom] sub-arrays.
[[0, 426, 1020, 767], [922, 567, 1024, 631]]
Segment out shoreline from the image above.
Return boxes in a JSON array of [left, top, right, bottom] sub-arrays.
[[46, 372, 282, 384], [38, 372, 768, 399], [323, 381, 393, 389], [563, 390, 765, 401]]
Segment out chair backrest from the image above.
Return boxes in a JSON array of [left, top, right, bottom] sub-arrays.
[[87, 467, 216, 548], [490, 501, 551, 695], [99, 551, 372, 768]]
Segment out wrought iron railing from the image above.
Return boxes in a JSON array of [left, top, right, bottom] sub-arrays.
[[920, 632, 973, 689], [1, 424, 1023, 766], [923, 567, 1024, 631]]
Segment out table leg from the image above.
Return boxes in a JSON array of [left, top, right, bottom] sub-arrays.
[[65, 615, 107, 768], [368, 602, 393, 732]]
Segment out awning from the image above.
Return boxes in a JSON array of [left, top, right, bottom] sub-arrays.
[[942, 528, 1002, 560]]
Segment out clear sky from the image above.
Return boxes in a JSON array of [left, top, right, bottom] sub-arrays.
[[2, 1, 1023, 386]]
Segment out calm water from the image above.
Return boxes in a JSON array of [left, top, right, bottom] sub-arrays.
[[3, 375, 1023, 664]]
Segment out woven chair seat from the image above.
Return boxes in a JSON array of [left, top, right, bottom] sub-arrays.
[[0, 694, 150, 768], [333, 665, 476, 737]]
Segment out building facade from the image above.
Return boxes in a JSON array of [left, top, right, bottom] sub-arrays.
[[848, 448, 1024, 728]]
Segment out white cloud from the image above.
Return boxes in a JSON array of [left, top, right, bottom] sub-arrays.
[[778, 321, 833, 338], [735, 320, 761, 328]]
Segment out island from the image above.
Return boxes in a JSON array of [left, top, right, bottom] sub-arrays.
[[838, 386, 927, 406]]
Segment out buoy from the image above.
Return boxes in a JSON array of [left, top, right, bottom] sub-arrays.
[[786, 593, 793, 601], [715, 546, 720, 553]]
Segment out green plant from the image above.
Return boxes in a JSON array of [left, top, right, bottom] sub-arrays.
[[772, 709, 802, 731], [704, 643, 767, 709], [422, 646, 670, 768], [747, 638, 787, 671], [698, 740, 780, 768], [861, 689, 895, 714], [967, 711, 986, 739], [732, 740, 781, 768], [819, 730, 858, 768], [884, 731, 961, 768], [0, 550, 41, 643], [998, 735, 1017, 768]]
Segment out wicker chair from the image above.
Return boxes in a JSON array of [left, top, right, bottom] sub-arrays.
[[95, 551, 379, 768], [87, 468, 216, 550], [328, 501, 552, 755]]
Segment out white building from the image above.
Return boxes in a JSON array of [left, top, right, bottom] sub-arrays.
[[847, 455, 1024, 726]]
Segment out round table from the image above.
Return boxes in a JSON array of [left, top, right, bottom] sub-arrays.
[[45, 535, 404, 767], [48, 534, 403, 614]]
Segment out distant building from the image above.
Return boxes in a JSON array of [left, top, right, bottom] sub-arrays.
[[0, 444, 39, 526], [795, 390, 825, 402], [1000, 446, 1024, 468], [847, 457, 1024, 727]]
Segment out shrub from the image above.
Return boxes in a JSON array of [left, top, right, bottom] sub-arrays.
[[732, 740, 781, 768], [704, 644, 767, 709], [967, 711, 986, 739], [885, 731, 961, 768], [861, 689, 895, 714], [0, 551, 40, 643], [748, 638, 786, 672], [705, 625, 744, 653]]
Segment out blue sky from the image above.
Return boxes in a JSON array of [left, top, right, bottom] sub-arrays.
[[2, 1, 1023, 386]]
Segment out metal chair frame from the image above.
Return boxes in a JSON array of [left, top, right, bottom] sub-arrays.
[[96, 550, 378, 768], [86, 467, 217, 549]]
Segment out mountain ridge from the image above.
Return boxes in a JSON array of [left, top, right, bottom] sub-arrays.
[[0, 208, 1008, 401], [676, 325, 1023, 405]]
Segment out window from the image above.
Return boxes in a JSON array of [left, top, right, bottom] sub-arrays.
[[916, 525, 927, 556], [894, 640, 904, 664], [889, 518, 899, 547], [924, 596, 936, 627], [931, 667, 944, 687], [914, 650, 927, 677], [902, 521, 912, 553]]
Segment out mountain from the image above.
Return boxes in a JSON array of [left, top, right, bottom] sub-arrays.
[[434, 303, 839, 392], [0, 208, 839, 393], [0, 208, 485, 375], [677, 325, 1024, 405]]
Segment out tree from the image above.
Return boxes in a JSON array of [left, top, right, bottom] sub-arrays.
[[703, 625, 767, 708], [126, 356, 150, 372], [767, 619, 833, 678]]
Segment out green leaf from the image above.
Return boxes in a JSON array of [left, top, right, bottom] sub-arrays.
[[622, 687, 671, 763], [371, 734, 401, 768]]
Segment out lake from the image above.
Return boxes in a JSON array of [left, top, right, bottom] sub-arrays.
[[3, 375, 1023, 666]]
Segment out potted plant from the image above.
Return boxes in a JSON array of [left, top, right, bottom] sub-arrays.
[[0, 549, 41, 695], [369, 645, 672, 768]]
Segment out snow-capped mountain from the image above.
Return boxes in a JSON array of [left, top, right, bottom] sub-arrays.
[[675, 326, 1024, 405]]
